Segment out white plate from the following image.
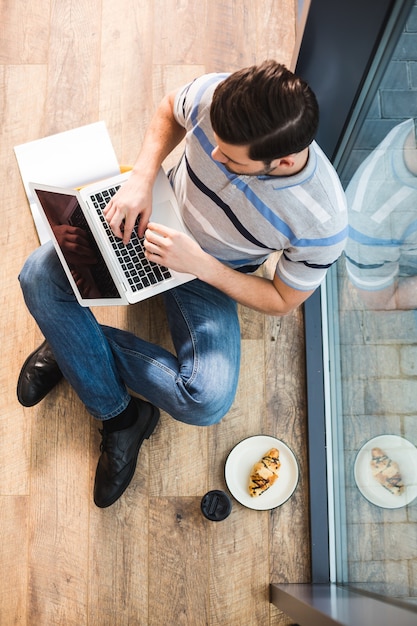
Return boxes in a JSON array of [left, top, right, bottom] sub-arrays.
[[354, 435, 417, 509], [224, 435, 299, 510]]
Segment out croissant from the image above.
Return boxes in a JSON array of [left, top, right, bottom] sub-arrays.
[[249, 448, 280, 497], [371, 447, 404, 495]]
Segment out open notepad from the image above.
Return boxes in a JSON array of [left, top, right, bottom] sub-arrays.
[[14, 122, 121, 244]]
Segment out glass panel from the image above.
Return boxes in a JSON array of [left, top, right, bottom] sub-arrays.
[[328, 0, 417, 608]]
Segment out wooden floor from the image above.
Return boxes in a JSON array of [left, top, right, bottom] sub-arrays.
[[0, 2, 311, 624]]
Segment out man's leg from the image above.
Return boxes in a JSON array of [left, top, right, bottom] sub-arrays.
[[19, 243, 241, 502], [20, 245, 241, 424], [19, 242, 158, 507], [19, 242, 131, 418], [102, 277, 242, 426]]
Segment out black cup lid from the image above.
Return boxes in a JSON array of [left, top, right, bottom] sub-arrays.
[[201, 490, 232, 521]]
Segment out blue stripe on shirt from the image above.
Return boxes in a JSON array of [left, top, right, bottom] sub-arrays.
[[349, 226, 402, 246], [189, 74, 229, 126]]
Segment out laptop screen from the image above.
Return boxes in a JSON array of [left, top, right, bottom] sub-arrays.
[[34, 189, 121, 300]]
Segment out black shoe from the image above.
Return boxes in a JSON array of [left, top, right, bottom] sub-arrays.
[[93, 398, 160, 508], [17, 340, 63, 407]]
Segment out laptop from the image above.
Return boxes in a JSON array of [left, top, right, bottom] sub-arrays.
[[29, 168, 196, 306]]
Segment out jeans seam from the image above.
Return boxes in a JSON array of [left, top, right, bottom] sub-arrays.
[[170, 288, 199, 389], [106, 338, 178, 379], [93, 396, 131, 421]]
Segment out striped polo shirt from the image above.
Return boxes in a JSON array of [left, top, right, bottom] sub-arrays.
[[169, 73, 348, 291], [345, 119, 417, 291]]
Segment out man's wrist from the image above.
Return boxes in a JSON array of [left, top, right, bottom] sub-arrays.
[[195, 252, 227, 284], [131, 162, 158, 185]]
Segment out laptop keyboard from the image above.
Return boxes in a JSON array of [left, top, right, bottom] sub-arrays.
[[90, 186, 172, 292]]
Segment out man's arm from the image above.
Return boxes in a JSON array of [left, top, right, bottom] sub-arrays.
[[104, 90, 185, 244], [144, 223, 314, 315], [356, 276, 417, 310], [198, 254, 314, 315]]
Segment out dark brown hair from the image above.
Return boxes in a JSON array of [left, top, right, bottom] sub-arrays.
[[210, 60, 319, 163]]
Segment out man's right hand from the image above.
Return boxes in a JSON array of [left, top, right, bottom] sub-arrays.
[[103, 173, 154, 244]]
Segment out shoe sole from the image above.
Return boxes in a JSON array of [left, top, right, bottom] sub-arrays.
[[94, 401, 160, 508]]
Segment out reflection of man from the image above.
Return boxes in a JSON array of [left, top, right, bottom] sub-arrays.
[[36, 189, 113, 299], [345, 119, 417, 309], [52, 225, 103, 299], [35, 191, 97, 265], [53, 224, 104, 299]]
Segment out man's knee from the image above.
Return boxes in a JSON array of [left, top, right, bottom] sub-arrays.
[[19, 243, 67, 307], [21, 243, 50, 279], [19, 251, 42, 307], [178, 376, 238, 426]]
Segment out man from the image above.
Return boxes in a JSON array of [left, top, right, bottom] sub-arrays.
[[18, 61, 347, 508], [345, 118, 417, 310]]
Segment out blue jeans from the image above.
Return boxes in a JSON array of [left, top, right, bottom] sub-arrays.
[[19, 242, 241, 425]]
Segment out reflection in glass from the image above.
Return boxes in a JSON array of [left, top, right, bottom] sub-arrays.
[[345, 119, 417, 310], [35, 189, 120, 299], [327, 1, 417, 610]]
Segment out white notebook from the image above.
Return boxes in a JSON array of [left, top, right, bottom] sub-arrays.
[[14, 122, 121, 244]]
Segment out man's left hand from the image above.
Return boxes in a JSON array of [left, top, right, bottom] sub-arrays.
[[143, 223, 202, 275]]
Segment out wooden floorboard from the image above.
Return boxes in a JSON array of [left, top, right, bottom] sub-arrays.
[[0, 1, 312, 624]]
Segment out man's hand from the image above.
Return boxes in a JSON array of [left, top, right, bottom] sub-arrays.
[[143, 222, 201, 274], [71, 269, 102, 299], [103, 173, 154, 245]]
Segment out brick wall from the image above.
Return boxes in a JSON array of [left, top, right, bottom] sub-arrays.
[[343, 0, 417, 183]]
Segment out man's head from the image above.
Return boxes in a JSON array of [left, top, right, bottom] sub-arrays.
[[210, 60, 319, 174]]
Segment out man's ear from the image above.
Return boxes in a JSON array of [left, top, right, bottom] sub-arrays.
[[274, 156, 295, 169]]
